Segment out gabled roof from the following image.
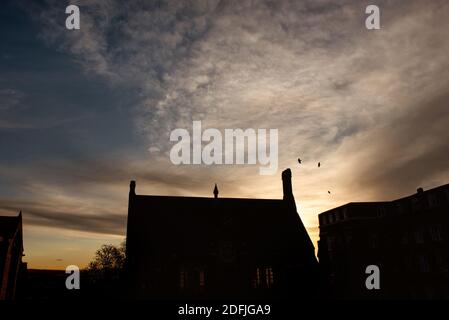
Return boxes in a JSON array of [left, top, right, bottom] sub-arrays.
[[128, 193, 304, 245], [0, 213, 21, 240], [126, 171, 316, 258]]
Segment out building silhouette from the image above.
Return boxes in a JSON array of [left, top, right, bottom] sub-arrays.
[[0, 212, 26, 300], [125, 168, 319, 299], [318, 184, 449, 299]]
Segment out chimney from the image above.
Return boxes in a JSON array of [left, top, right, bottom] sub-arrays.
[[282, 168, 294, 201], [130, 180, 136, 196]]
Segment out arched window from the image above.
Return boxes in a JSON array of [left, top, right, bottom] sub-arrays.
[[180, 270, 188, 289], [253, 267, 274, 288]]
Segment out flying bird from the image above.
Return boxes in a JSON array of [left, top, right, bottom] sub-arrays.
[[328, 191, 331, 194], [318, 162, 321, 167], [297, 158, 302, 164]]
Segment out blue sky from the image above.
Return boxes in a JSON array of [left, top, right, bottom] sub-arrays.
[[1, 0, 449, 268], [1, 0, 139, 267]]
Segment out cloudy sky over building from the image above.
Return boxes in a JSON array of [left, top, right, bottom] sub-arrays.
[[1, 0, 449, 269]]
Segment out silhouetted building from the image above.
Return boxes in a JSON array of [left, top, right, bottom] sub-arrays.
[[0, 212, 26, 300], [125, 169, 319, 299], [318, 184, 449, 299]]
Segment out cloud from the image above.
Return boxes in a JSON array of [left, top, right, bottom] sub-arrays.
[[0, 81, 95, 130], [9, 0, 449, 244], [0, 88, 24, 111], [0, 198, 126, 236], [0, 113, 93, 130], [337, 90, 449, 199], [33, 1, 449, 152]]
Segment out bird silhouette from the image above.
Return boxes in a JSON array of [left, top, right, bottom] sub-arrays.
[[318, 162, 321, 167], [298, 158, 302, 164]]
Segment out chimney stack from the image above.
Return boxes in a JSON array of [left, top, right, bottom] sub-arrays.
[[282, 168, 294, 201], [130, 180, 136, 196]]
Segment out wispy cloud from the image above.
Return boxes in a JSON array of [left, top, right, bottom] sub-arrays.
[[0, 198, 126, 235], [0, 88, 25, 111], [4, 0, 449, 250]]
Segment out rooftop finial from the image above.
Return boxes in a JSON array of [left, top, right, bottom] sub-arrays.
[[213, 183, 219, 199]]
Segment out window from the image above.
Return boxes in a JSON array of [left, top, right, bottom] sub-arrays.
[[377, 206, 386, 217], [429, 225, 443, 241], [181, 269, 205, 289], [370, 234, 379, 249], [327, 236, 334, 251], [419, 256, 430, 273], [414, 230, 424, 244], [254, 268, 261, 288], [199, 270, 205, 288], [253, 267, 274, 289], [180, 270, 188, 289], [265, 267, 274, 288], [334, 210, 340, 222]]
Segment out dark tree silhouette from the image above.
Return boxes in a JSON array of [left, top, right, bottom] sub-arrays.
[[88, 243, 125, 272], [86, 241, 126, 292]]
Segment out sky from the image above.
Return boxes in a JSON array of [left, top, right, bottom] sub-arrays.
[[1, 0, 449, 269]]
